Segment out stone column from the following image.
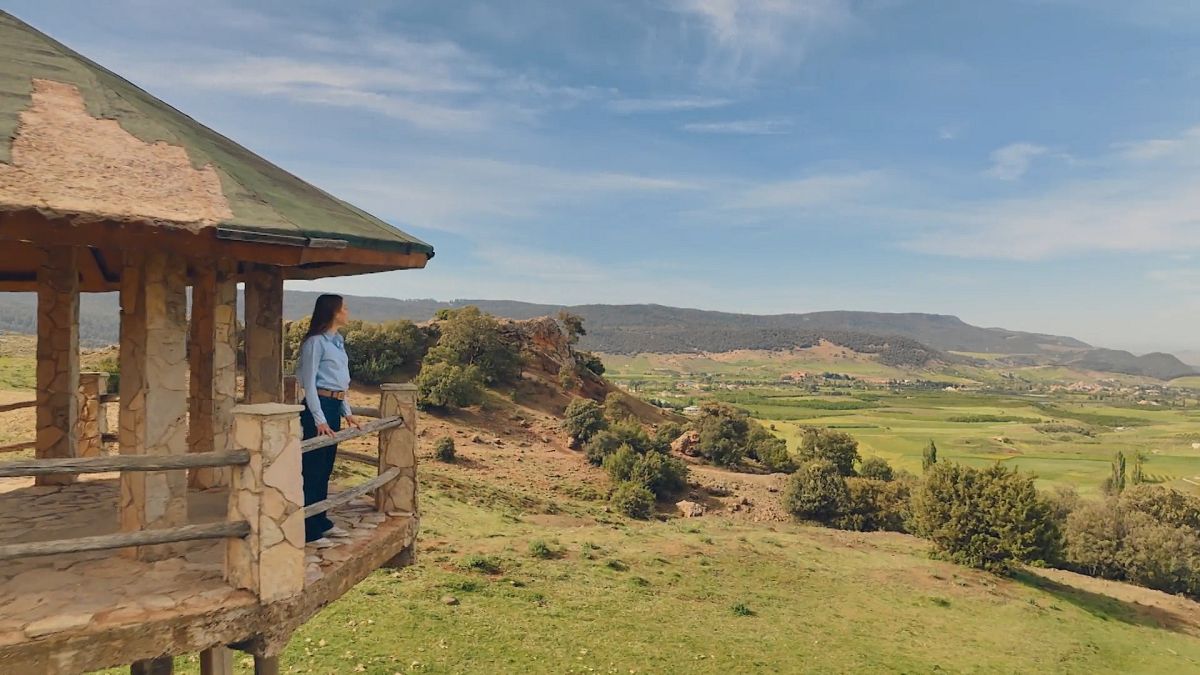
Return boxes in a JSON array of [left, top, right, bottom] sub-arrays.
[[118, 250, 189, 560], [35, 246, 80, 486], [377, 384, 418, 515], [189, 260, 238, 489], [243, 264, 284, 404], [226, 403, 305, 602], [77, 371, 109, 458]]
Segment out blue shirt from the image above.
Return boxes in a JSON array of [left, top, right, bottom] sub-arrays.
[[296, 331, 352, 426]]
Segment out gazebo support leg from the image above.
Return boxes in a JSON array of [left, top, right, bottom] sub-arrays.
[[244, 263, 284, 404], [130, 656, 173, 675], [35, 246, 79, 486], [189, 260, 238, 489], [199, 646, 234, 675], [253, 655, 279, 675], [118, 250, 190, 560]]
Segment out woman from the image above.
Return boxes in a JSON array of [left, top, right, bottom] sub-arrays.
[[296, 294, 360, 543]]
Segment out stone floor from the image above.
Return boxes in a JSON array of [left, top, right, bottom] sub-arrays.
[[0, 474, 410, 653]]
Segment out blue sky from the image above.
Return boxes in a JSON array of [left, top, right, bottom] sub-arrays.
[[8, 0, 1200, 353]]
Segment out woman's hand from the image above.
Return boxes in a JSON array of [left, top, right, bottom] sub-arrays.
[[345, 415, 362, 429], [316, 423, 336, 437]]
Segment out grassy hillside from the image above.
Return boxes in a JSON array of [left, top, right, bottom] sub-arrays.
[[83, 390, 1200, 674]]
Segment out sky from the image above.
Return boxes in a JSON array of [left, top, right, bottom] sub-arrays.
[[6, 0, 1200, 354]]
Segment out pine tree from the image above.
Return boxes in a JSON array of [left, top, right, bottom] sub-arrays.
[[922, 440, 938, 473], [1110, 451, 1127, 494], [1131, 452, 1144, 485]]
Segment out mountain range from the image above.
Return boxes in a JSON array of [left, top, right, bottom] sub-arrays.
[[0, 291, 1193, 380]]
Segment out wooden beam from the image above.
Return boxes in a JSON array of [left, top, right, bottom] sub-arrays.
[[0, 521, 249, 562], [0, 399, 36, 413], [299, 416, 404, 454], [199, 646, 234, 675], [303, 467, 400, 519], [0, 450, 250, 478]]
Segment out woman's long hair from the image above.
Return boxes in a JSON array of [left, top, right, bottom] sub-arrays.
[[304, 294, 344, 340]]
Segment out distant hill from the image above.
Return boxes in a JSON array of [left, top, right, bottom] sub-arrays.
[[0, 291, 1193, 379]]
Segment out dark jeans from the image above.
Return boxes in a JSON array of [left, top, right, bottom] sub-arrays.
[[300, 396, 343, 542]]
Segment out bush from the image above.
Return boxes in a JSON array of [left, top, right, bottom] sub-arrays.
[[752, 434, 794, 473], [602, 444, 640, 483], [694, 403, 751, 467], [343, 319, 426, 384], [577, 351, 605, 376], [797, 428, 860, 477], [610, 482, 655, 519], [833, 478, 911, 532], [528, 540, 556, 559], [604, 392, 637, 422], [415, 362, 484, 409], [459, 554, 502, 574], [585, 420, 652, 466], [562, 398, 607, 444], [911, 463, 1058, 573], [95, 354, 120, 391], [783, 460, 849, 522], [433, 436, 456, 463], [650, 422, 684, 454], [558, 365, 581, 391], [858, 456, 895, 482], [1063, 486, 1200, 596], [629, 451, 688, 498], [425, 306, 521, 384]]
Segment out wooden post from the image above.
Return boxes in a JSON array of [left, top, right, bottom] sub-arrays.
[[244, 264, 284, 404], [118, 251, 189, 560], [35, 246, 80, 485], [226, 403, 306, 602], [189, 260, 238, 489], [77, 371, 109, 458], [130, 656, 173, 674], [253, 655, 280, 675], [282, 375, 299, 405], [199, 646, 234, 675]]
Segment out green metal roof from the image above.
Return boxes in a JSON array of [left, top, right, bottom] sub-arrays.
[[0, 11, 433, 258]]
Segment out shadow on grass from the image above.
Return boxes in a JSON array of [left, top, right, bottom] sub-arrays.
[[1013, 569, 1196, 637]]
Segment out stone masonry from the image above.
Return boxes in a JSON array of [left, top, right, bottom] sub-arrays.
[[35, 246, 79, 486], [77, 371, 109, 459], [118, 250, 189, 560], [226, 403, 306, 602], [377, 384, 418, 516], [188, 260, 238, 489], [243, 264, 284, 405]]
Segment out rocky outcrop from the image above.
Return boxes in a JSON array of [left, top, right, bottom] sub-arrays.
[[671, 430, 700, 457]]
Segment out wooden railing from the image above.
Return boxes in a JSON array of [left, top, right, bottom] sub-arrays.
[[0, 382, 419, 604], [0, 371, 116, 454]]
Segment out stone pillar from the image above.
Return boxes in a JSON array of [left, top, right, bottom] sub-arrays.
[[35, 246, 80, 486], [226, 403, 305, 602], [282, 375, 299, 405], [77, 371, 109, 458], [118, 251, 189, 560], [243, 264, 284, 404], [377, 384, 418, 515], [189, 260, 238, 489]]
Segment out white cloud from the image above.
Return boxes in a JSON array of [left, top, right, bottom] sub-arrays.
[[1113, 125, 1200, 162], [725, 171, 886, 211], [984, 142, 1048, 180], [682, 118, 791, 134], [672, 0, 857, 83], [609, 96, 733, 113]]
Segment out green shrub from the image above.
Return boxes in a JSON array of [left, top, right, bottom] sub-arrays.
[[650, 422, 684, 454], [912, 463, 1058, 573], [558, 365, 580, 391], [604, 391, 637, 422], [1121, 484, 1200, 529], [731, 602, 754, 617], [95, 354, 120, 391], [425, 306, 521, 384], [562, 398, 607, 444], [610, 482, 655, 519], [415, 362, 484, 409], [629, 451, 688, 498], [459, 554, 502, 574], [585, 420, 653, 466], [694, 403, 751, 467], [783, 460, 849, 522], [433, 436, 456, 463], [797, 428, 860, 477], [577, 351, 605, 376], [746, 426, 794, 473], [602, 444, 640, 482], [1119, 513, 1200, 596], [528, 540, 556, 559], [858, 456, 895, 482], [833, 477, 911, 532], [1064, 499, 1127, 579], [922, 440, 938, 472], [344, 319, 426, 384]]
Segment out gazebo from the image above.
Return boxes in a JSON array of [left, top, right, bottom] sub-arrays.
[[0, 11, 430, 674]]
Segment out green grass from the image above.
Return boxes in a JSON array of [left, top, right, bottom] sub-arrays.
[[100, 468, 1200, 674], [0, 356, 35, 389]]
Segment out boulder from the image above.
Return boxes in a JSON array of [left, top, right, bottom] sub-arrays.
[[676, 500, 705, 518], [671, 430, 701, 456]]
